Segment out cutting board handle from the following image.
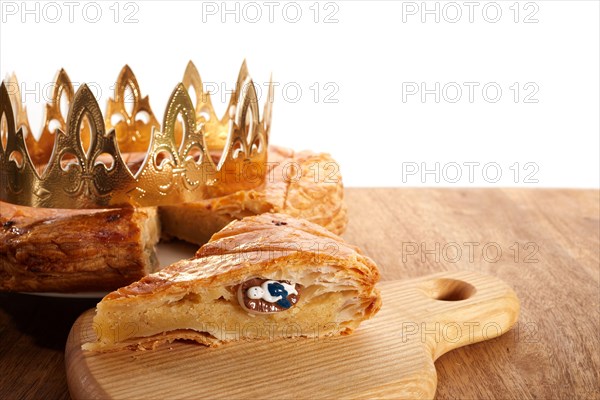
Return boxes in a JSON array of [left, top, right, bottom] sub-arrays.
[[392, 271, 520, 361]]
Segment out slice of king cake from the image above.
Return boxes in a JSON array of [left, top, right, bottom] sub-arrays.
[[84, 213, 381, 351]]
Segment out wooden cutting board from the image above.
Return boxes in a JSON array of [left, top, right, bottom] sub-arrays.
[[65, 270, 519, 399]]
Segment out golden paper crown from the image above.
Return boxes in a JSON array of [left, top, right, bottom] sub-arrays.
[[0, 61, 273, 209]]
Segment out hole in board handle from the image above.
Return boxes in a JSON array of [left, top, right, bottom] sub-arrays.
[[427, 279, 476, 301]]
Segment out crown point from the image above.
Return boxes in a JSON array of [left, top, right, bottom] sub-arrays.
[[55, 68, 72, 85], [174, 82, 187, 93], [183, 61, 200, 81], [77, 83, 91, 93], [56, 68, 69, 80]]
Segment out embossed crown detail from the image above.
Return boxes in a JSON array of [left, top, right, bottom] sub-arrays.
[[0, 61, 273, 209]]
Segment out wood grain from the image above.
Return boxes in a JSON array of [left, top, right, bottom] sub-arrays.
[[0, 189, 598, 399], [65, 271, 519, 399], [343, 189, 600, 399]]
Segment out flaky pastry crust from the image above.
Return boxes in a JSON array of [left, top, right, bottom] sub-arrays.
[[85, 213, 380, 351], [0, 203, 160, 292]]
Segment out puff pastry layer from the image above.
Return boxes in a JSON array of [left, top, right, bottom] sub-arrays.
[[84, 213, 381, 351]]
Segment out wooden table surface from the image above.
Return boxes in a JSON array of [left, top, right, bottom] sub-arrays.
[[1, 188, 598, 399]]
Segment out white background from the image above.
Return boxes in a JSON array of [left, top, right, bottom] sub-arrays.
[[1, 0, 598, 187]]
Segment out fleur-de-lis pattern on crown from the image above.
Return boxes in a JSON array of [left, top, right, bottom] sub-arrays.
[[105, 65, 161, 153], [0, 61, 272, 209], [181, 60, 274, 153]]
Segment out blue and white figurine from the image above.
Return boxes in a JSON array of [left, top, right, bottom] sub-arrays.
[[246, 280, 298, 309]]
